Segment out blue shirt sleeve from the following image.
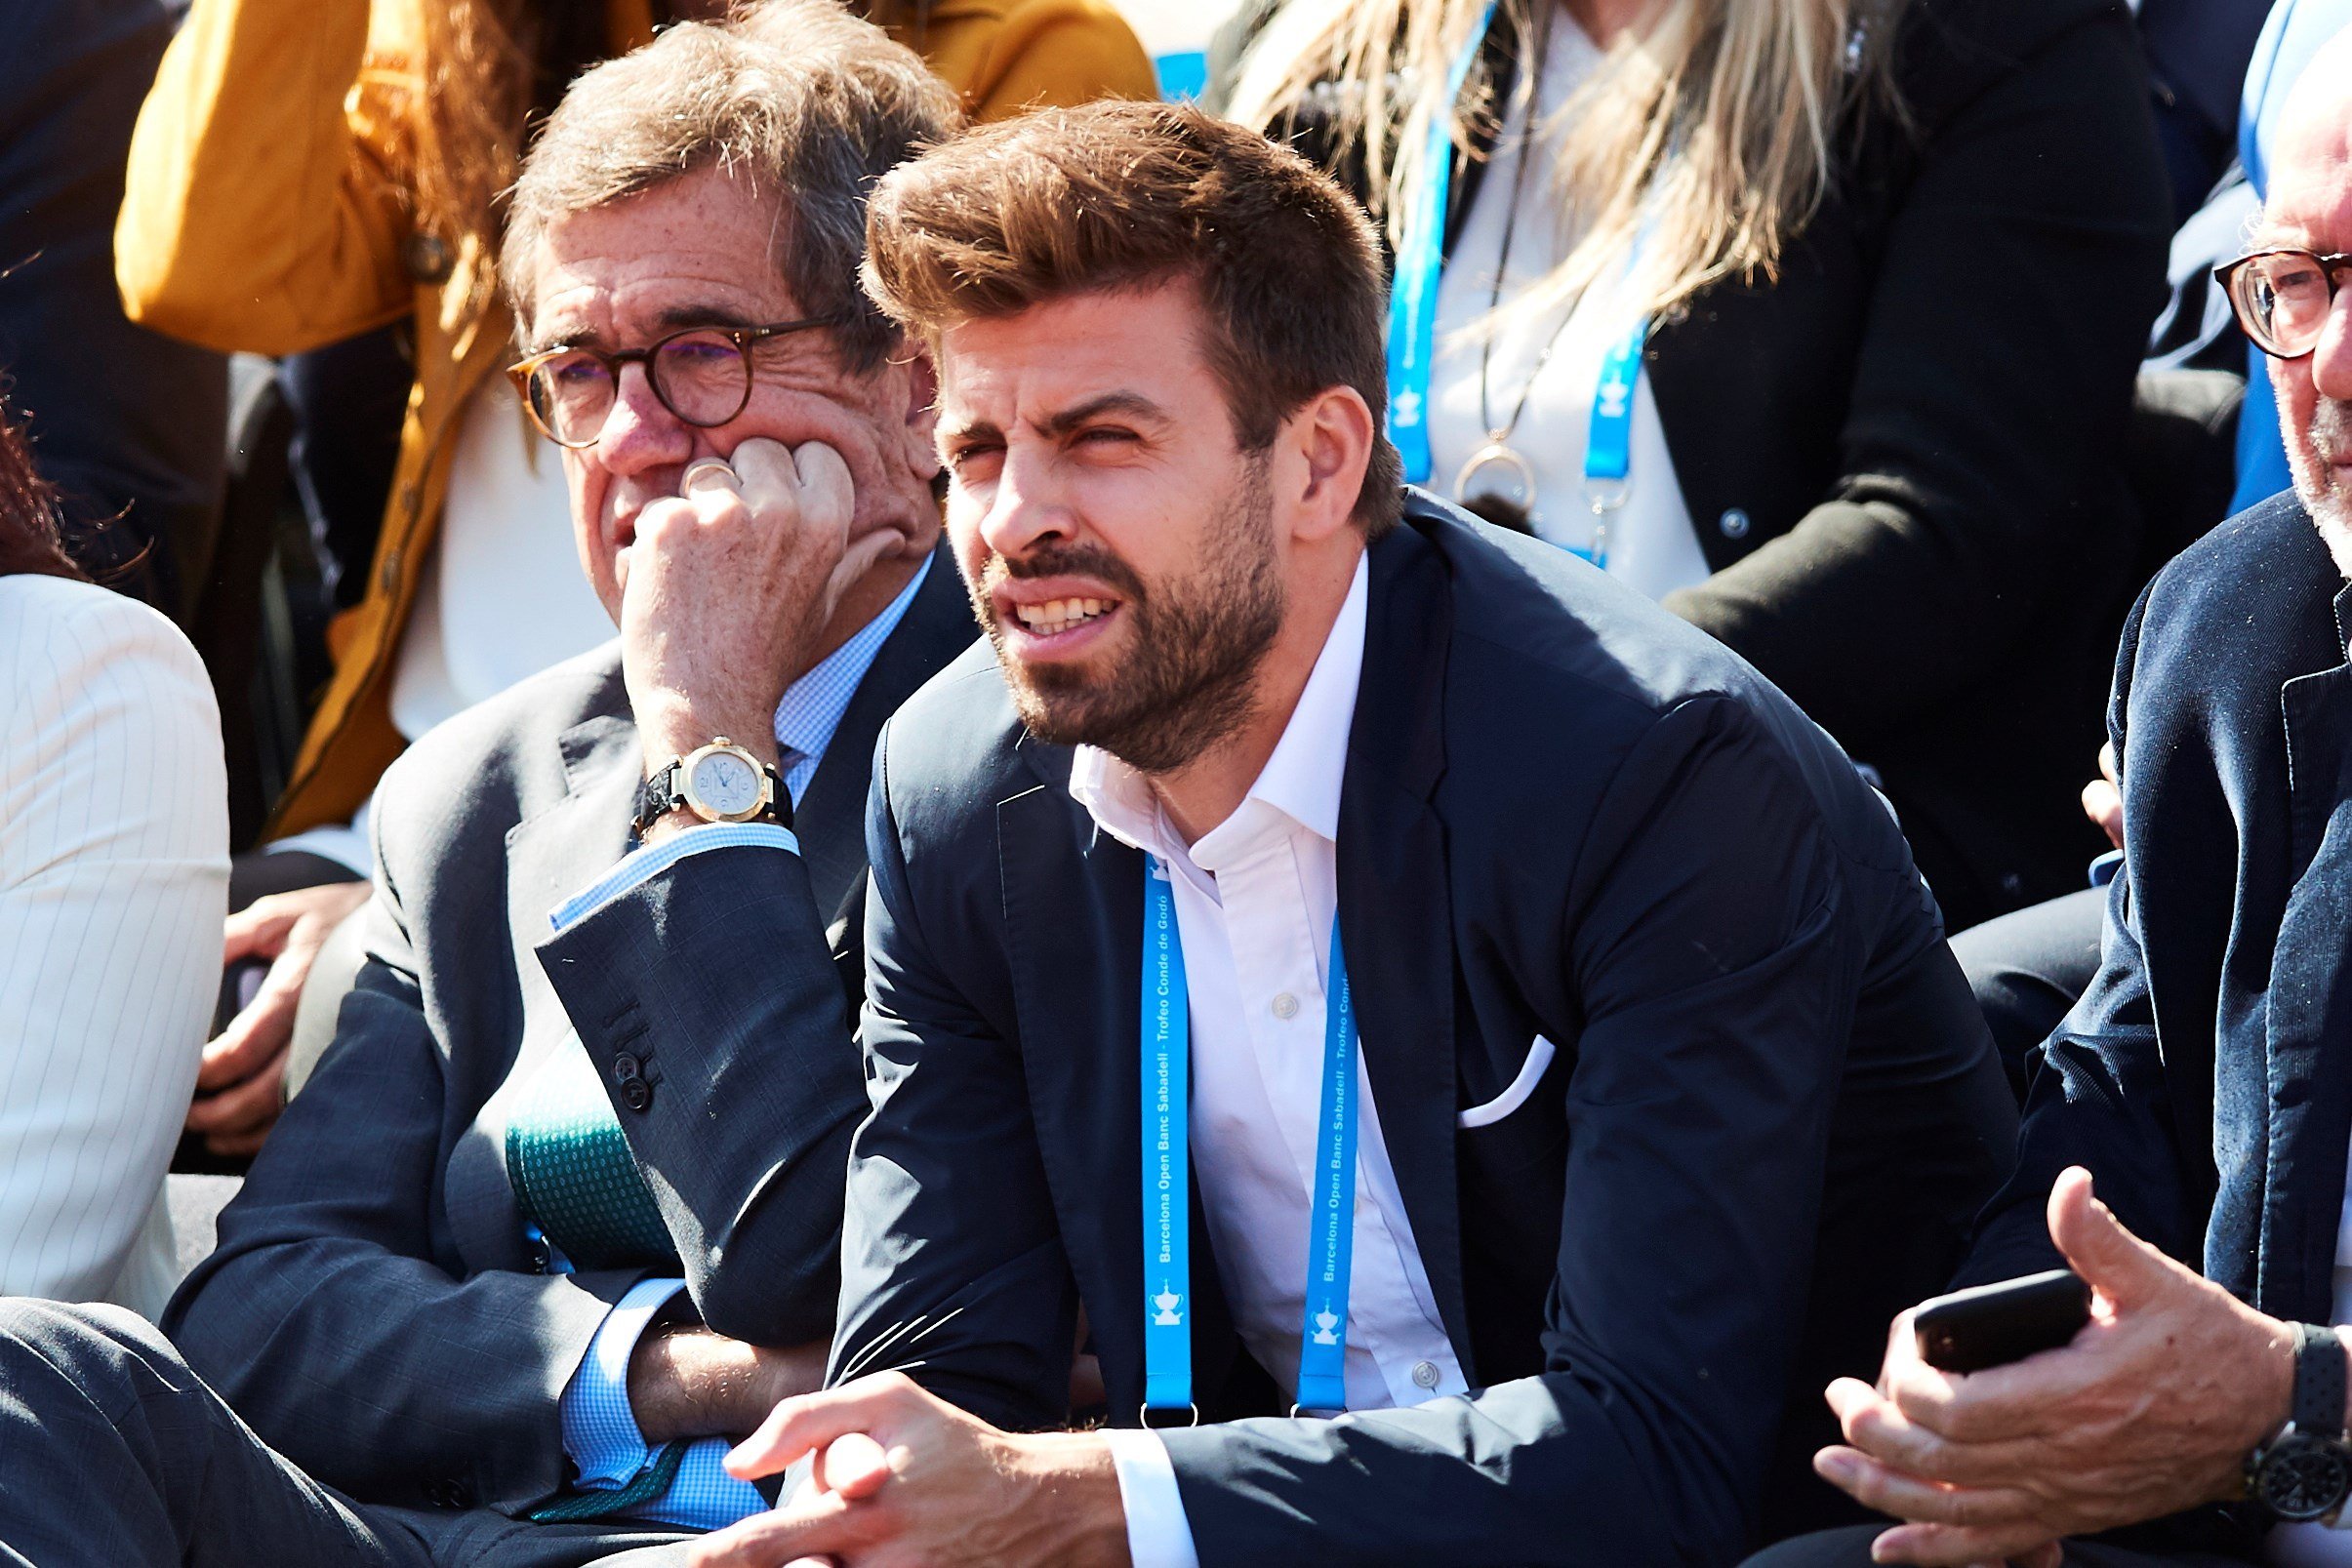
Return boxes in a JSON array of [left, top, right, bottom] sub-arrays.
[[557, 1278, 772, 1529], [561, 1276, 686, 1486], [549, 823, 801, 932]]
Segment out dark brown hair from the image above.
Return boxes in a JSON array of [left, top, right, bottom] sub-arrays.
[[861, 100, 1404, 535], [0, 395, 80, 582]]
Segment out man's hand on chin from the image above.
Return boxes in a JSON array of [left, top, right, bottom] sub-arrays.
[[619, 435, 896, 773], [687, 1372, 1133, 1568], [1812, 1167, 2299, 1567]]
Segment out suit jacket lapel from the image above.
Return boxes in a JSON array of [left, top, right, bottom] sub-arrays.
[[1337, 528, 1476, 1379], [995, 740, 1161, 1415], [798, 545, 976, 920], [445, 660, 639, 1274], [2265, 586, 2352, 1319]]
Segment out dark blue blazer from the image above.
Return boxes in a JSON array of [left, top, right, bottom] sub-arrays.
[[836, 494, 2016, 1564], [1970, 493, 2352, 1319], [1959, 493, 2352, 1556]]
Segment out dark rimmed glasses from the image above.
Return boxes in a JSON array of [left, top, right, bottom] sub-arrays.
[[507, 315, 849, 448], [2214, 248, 2352, 360]]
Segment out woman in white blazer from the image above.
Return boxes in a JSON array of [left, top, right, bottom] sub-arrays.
[[0, 405, 226, 1316]]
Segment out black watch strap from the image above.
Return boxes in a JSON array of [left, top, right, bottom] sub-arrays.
[[2296, 1323, 2348, 1440], [630, 754, 791, 839], [632, 760, 686, 840]]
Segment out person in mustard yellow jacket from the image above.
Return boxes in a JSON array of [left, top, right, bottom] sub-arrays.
[[118, 0, 1155, 1160]]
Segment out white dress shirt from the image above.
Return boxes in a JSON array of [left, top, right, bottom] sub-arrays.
[[1070, 557, 1466, 1568], [1424, 15, 1710, 601], [0, 575, 227, 1316]]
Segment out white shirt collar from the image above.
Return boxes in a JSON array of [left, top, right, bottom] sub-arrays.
[[1070, 553, 1367, 865]]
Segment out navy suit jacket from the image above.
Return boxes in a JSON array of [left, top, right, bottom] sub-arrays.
[[1967, 493, 2352, 1309], [833, 494, 2016, 1564], [1960, 493, 2352, 1553]]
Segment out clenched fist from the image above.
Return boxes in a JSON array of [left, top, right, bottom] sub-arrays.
[[619, 436, 902, 783]]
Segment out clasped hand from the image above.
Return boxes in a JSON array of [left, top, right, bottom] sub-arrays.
[[684, 1372, 1130, 1568], [1816, 1167, 2297, 1566], [620, 436, 899, 775]]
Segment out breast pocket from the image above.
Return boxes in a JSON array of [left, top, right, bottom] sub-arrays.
[[1457, 1035, 1557, 1129]]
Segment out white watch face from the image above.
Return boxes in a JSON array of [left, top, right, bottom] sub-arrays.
[[688, 749, 764, 819]]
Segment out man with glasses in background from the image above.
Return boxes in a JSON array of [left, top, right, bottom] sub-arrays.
[[1752, 29, 2352, 1568], [0, 9, 978, 1565]]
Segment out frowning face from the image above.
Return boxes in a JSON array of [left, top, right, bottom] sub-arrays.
[[932, 282, 1288, 772]]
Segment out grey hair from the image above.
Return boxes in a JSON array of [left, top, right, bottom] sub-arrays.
[[502, 0, 963, 374]]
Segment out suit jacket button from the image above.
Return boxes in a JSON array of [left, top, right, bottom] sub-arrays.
[[614, 1053, 651, 1111], [1718, 507, 1751, 540]]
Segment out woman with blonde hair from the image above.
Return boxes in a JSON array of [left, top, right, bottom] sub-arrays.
[[1209, 0, 2170, 937], [117, 0, 1156, 1161]]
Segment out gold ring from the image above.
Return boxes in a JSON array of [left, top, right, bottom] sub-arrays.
[[680, 458, 741, 494]]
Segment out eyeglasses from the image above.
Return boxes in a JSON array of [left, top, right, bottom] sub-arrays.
[[2214, 248, 2352, 360], [507, 316, 849, 448]]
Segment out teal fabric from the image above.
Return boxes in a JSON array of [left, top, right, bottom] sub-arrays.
[[505, 1035, 673, 1271], [525, 1438, 692, 1524]]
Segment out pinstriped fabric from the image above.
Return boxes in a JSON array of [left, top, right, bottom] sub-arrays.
[[0, 577, 227, 1315]]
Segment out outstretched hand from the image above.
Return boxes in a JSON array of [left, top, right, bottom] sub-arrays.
[[1813, 1168, 2297, 1566]]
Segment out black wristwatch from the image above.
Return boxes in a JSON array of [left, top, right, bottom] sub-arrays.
[[2246, 1323, 2352, 1522], [632, 738, 791, 839]]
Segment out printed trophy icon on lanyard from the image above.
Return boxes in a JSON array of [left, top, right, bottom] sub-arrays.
[[1141, 855, 1363, 1424]]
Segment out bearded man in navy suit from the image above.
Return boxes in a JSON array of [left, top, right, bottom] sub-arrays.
[[679, 101, 2016, 1568]]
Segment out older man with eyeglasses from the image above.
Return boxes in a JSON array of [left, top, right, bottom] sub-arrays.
[[0, 9, 990, 1567], [1750, 27, 2352, 1568]]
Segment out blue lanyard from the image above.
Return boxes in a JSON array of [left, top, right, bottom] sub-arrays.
[[1140, 858, 1361, 1420], [1571, 317, 1647, 567], [1382, 0, 1650, 564], [1384, 0, 1499, 484]]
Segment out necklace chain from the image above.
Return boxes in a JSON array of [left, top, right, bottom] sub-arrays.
[[1474, 6, 1573, 450]]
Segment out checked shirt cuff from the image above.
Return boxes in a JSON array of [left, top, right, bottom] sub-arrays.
[[549, 823, 800, 931], [561, 1276, 685, 1485]]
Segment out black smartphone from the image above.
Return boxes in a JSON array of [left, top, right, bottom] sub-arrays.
[[1913, 1268, 2090, 1374]]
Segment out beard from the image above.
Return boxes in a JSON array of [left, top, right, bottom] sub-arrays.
[[2300, 394, 2352, 574], [971, 457, 1285, 774]]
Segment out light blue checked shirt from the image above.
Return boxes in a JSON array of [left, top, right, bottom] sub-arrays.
[[547, 555, 931, 1530]]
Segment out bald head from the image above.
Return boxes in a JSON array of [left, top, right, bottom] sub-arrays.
[[2257, 27, 2352, 571], [2270, 30, 2352, 209]]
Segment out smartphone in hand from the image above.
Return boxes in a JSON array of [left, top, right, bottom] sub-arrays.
[[1914, 1269, 2091, 1373]]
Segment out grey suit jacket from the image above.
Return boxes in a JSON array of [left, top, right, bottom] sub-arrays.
[[162, 551, 974, 1520]]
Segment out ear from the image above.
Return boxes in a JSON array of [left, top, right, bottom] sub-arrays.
[[894, 341, 943, 482], [1284, 384, 1375, 544]]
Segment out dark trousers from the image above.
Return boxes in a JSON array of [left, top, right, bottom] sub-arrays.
[[1951, 885, 2108, 1100], [0, 1301, 693, 1568], [1747, 1523, 2255, 1568]]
